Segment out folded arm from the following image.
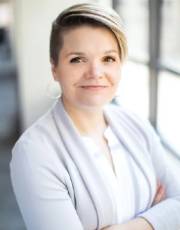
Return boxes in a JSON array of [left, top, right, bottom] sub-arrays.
[[102, 120, 180, 230], [101, 182, 165, 230]]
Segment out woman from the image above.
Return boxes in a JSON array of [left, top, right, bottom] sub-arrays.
[[10, 3, 180, 230]]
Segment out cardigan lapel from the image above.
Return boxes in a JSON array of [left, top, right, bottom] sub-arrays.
[[104, 105, 156, 209], [51, 99, 117, 229]]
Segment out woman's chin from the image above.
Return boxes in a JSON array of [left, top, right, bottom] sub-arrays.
[[76, 98, 112, 109]]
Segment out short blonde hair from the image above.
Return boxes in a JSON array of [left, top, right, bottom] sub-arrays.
[[50, 3, 128, 65]]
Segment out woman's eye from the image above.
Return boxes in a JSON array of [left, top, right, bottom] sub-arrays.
[[103, 56, 116, 63], [70, 57, 84, 63]]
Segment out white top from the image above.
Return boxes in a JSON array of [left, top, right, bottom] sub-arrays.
[[82, 126, 151, 223]]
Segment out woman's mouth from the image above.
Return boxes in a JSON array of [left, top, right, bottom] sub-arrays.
[[80, 85, 108, 90]]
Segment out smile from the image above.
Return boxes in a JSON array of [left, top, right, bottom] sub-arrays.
[[81, 85, 108, 89]]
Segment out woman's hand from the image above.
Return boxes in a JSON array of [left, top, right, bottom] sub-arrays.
[[100, 217, 153, 230], [152, 180, 166, 206]]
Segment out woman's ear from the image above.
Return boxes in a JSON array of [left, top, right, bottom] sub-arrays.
[[50, 59, 58, 81]]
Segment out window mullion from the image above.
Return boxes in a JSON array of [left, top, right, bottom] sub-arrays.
[[148, 0, 162, 128]]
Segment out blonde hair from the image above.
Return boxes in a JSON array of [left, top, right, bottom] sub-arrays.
[[50, 3, 128, 65]]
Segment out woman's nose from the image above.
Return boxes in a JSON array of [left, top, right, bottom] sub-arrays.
[[86, 62, 104, 79]]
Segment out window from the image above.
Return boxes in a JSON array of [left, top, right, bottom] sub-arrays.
[[160, 0, 180, 72], [116, 62, 149, 119], [114, 0, 149, 119], [158, 0, 180, 154], [115, 0, 149, 62], [157, 72, 180, 153], [113, 0, 180, 156]]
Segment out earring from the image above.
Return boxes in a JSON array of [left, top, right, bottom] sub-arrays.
[[46, 79, 61, 99]]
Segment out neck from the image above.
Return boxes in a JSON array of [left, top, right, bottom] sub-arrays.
[[61, 98, 108, 136]]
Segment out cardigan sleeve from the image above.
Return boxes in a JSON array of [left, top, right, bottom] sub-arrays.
[[10, 139, 84, 230], [137, 121, 180, 230]]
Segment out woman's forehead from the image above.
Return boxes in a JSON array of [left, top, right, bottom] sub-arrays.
[[61, 25, 119, 52]]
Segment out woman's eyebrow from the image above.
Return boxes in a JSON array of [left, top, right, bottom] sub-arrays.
[[65, 52, 85, 57], [104, 50, 119, 54], [65, 50, 119, 58]]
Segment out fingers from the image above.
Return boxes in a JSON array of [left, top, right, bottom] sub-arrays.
[[152, 181, 166, 206]]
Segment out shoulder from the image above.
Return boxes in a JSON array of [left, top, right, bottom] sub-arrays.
[[13, 99, 61, 151], [105, 102, 161, 149], [106, 103, 155, 133], [10, 101, 66, 180], [16, 104, 55, 145]]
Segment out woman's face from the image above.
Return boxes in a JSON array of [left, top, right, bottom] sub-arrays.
[[51, 25, 122, 111]]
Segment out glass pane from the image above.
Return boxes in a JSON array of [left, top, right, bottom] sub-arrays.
[[160, 0, 180, 71], [157, 71, 180, 154], [115, 0, 149, 61], [115, 61, 149, 119]]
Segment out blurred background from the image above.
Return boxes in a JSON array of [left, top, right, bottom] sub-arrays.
[[0, 0, 179, 229]]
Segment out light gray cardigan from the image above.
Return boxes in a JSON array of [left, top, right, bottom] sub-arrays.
[[10, 99, 180, 230]]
